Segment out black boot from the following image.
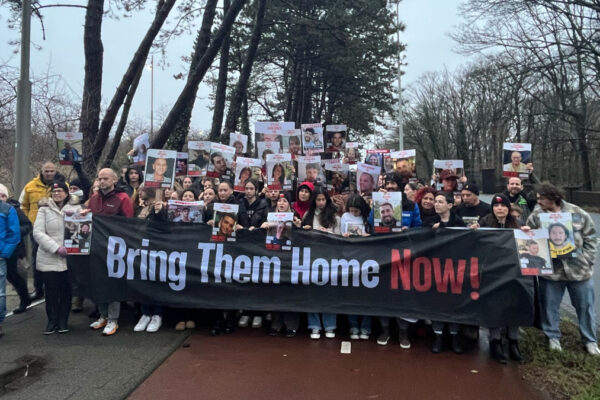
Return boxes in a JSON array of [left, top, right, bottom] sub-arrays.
[[490, 339, 507, 364], [431, 333, 443, 353], [451, 334, 464, 354], [13, 297, 32, 314], [509, 339, 524, 363]]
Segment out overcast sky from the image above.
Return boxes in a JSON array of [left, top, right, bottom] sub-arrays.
[[0, 0, 467, 133]]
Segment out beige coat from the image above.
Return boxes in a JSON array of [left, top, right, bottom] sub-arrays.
[[33, 197, 82, 272]]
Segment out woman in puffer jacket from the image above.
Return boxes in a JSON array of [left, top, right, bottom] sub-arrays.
[[33, 181, 82, 334]]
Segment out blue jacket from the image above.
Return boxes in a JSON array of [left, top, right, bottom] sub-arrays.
[[368, 198, 422, 229], [0, 201, 21, 259]]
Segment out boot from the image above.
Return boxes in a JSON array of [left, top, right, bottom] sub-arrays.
[[490, 339, 507, 364], [451, 334, 464, 354], [509, 339, 524, 363], [13, 297, 32, 314], [431, 333, 443, 353]]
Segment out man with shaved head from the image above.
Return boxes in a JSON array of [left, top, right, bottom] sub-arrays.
[[20, 161, 67, 300], [86, 168, 133, 336]]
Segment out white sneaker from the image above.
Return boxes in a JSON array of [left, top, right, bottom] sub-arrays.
[[89, 317, 107, 330], [146, 315, 162, 333], [310, 329, 321, 340], [325, 330, 335, 339], [349, 329, 360, 340], [238, 315, 250, 328], [359, 333, 370, 340], [549, 338, 562, 352], [102, 321, 118, 336], [251, 316, 263, 328], [265, 313, 272, 321], [585, 342, 600, 356], [134, 315, 151, 332]]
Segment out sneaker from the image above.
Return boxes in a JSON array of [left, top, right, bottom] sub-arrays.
[[89, 317, 107, 330], [238, 315, 250, 328], [399, 329, 411, 349], [134, 315, 151, 332], [268, 327, 279, 336], [43, 323, 58, 335], [175, 321, 186, 331], [251, 316, 263, 328], [325, 330, 335, 339], [349, 328, 360, 340], [359, 332, 370, 340], [185, 320, 196, 329], [102, 321, 118, 336], [549, 338, 562, 352], [285, 329, 297, 338], [265, 313, 272, 321], [310, 329, 321, 340], [377, 328, 390, 346], [72, 297, 84, 313], [585, 342, 600, 356], [146, 315, 162, 333]]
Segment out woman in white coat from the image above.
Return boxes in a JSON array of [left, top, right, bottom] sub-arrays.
[[33, 182, 81, 334]]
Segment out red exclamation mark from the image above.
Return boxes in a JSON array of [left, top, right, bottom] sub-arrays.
[[470, 257, 480, 300]]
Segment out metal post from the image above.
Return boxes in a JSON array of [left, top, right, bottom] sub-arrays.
[[150, 55, 154, 135], [13, 0, 32, 195], [396, 2, 404, 151]]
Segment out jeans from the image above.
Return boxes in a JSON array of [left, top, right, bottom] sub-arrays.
[[539, 278, 597, 344], [432, 321, 459, 335], [347, 315, 372, 334], [307, 313, 336, 331], [99, 301, 121, 322], [141, 304, 164, 316], [0, 258, 6, 323], [7, 254, 29, 305]]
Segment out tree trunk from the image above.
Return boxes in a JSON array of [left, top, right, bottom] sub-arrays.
[[92, 0, 176, 168], [223, 0, 268, 137], [80, 0, 105, 177], [102, 61, 145, 168], [209, 0, 231, 142], [151, 0, 248, 149], [167, 0, 219, 150]]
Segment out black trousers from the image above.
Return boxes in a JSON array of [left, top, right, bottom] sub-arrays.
[[41, 270, 72, 328], [32, 239, 44, 294], [7, 254, 29, 305]]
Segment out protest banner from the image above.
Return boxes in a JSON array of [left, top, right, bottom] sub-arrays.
[[86, 216, 535, 328]]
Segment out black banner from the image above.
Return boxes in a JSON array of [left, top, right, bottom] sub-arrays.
[[82, 216, 535, 327]]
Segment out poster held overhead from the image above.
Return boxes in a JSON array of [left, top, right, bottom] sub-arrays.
[[324, 160, 348, 193], [207, 143, 235, 180], [175, 152, 188, 177], [144, 149, 177, 188], [326, 124, 347, 153], [234, 157, 263, 192], [188, 141, 211, 177], [433, 159, 464, 192], [131, 133, 150, 165], [344, 142, 360, 164], [266, 153, 293, 190], [297, 155, 322, 185], [256, 141, 281, 164], [281, 129, 302, 158], [389, 149, 416, 176], [301, 123, 324, 153], [356, 162, 380, 197], [503, 143, 532, 178], [229, 132, 249, 156], [57, 132, 83, 165]]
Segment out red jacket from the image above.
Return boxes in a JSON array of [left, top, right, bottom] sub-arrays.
[[88, 190, 134, 217]]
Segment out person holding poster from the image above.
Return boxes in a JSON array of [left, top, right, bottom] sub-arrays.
[[525, 182, 599, 355], [33, 182, 82, 334], [503, 143, 533, 177], [145, 150, 177, 188]]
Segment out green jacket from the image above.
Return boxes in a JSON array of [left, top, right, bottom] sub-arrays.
[[526, 200, 598, 281]]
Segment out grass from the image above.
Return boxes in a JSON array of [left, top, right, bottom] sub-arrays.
[[519, 319, 600, 400]]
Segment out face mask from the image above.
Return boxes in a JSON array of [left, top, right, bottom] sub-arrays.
[[70, 190, 84, 198]]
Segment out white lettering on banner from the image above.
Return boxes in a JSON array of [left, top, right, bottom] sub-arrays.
[[106, 236, 188, 291], [106, 237, 379, 290]]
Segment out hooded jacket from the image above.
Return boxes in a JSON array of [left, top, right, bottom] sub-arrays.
[[120, 165, 144, 198], [0, 201, 20, 259], [20, 172, 67, 223], [33, 196, 81, 272], [293, 181, 314, 219]]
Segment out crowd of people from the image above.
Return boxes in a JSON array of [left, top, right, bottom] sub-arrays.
[[0, 145, 598, 366]]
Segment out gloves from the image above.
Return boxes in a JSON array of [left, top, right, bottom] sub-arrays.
[[57, 246, 68, 257]]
